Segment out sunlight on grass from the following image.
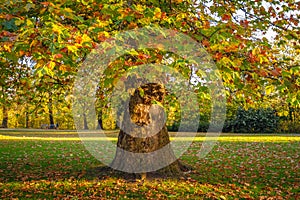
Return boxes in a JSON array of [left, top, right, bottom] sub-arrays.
[[0, 135, 116, 141], [0, 133, 299, 142], [176, 135, 300, 142]]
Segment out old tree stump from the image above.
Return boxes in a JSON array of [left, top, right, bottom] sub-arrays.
[[110, 83, 190, 179]]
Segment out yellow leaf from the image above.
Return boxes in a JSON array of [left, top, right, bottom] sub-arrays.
[[96, 19, 110, 28], [64, 7, 73, 13], [127, 49, 139, 56], [15, 18, 24, 26], [153, 7, 161, 20], [259, 56, 264, 64], [47, 61, 56, 70], [81, 34, 92, 44], [173, 0, 184, 3], [4, 44, 11, 52], [81, 0, 89, 5], [258, 55, 269, 64], [220, 57, 231, 65], [30, 40, 38, 48], [222, 72, 232, 82], [176, 13, 186, 21], [102, 31, 110, 37], [220, 195, 226, 200], [88, 26, 95, 32], [52, 24, 62, 34], [26, 19, 34, 27], [67, 45, 78, 53], [138, 17, 151, 25], [265, 85, 274, 95], [135, 4, 146, 12], [210, 44, 222, 51], [59, 64, 69, 71], [252, 47, 260, 56]]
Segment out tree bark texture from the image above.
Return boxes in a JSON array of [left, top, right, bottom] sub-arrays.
[[110, 83, 184, 177]]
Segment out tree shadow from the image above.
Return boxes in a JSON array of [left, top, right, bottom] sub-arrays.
[[85, 160, 194, 182], [85, 166, 139, 181]]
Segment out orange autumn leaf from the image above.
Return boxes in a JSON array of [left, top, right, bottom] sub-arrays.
[[53, 53, 63, 59], [222, 14, 231, 21], [214, 52, 223, 61], [258, 69, 268, 77], [47, 61, 56, 70], [270, 67, 282, 77], [40, 2, 50, 6], [202, 39, 210, 47]]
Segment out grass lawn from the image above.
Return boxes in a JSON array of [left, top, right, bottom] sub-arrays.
[[0, 130, 299, 199]]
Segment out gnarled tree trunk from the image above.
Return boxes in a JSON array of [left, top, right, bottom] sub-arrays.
[[110, 83, 186, 178]]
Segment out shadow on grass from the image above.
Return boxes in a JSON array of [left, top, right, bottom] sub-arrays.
[[85, 160, 194, 182], [0, 162, 192, 183]]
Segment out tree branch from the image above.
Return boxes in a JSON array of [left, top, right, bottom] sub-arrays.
[[228, 0, 299, 40]]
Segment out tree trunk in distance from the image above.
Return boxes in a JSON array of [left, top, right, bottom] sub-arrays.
[[25, 111, 30, 128], [110, 83, 188, 179], [48, 94, 55, 128], [83, 113, 89, 130], [97, 110, 103, 129], [1, 106, 8, 128]]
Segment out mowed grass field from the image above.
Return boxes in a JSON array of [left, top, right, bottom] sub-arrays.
[[0, 129, 299, 199]]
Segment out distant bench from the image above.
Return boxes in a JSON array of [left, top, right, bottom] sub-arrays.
[[40, 124, 59, 129]]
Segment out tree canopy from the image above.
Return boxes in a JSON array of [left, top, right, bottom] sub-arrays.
[[0, 0, 299, 129]]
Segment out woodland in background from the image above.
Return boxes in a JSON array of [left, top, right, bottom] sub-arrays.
[[0, 0, 299, 133]]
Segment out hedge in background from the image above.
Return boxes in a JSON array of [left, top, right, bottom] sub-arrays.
[[227, 107, 279, 133]]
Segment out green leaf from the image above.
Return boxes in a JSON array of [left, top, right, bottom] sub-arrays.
[[138, 88, 145, 97], [104, 78, 114, 87], [2, 19, 18, 31], [290, 66, 299, 74], [282, 71, 291, 78]]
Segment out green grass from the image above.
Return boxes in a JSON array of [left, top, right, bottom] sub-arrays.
[[0, 130, 299, 199]]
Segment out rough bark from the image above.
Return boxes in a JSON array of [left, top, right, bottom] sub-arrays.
[[110, 83, 186, 178]]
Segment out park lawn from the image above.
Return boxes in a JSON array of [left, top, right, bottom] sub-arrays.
[[0, 131, 299, 199]]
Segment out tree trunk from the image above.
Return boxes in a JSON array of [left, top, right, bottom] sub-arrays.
[[97, 110, 103, 129], [25, 111, 30, 128], [110, 83, 185, 178], [48, 94, 55, 128], [83, 113, 89, 130], [1, 106, 8, 128]]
